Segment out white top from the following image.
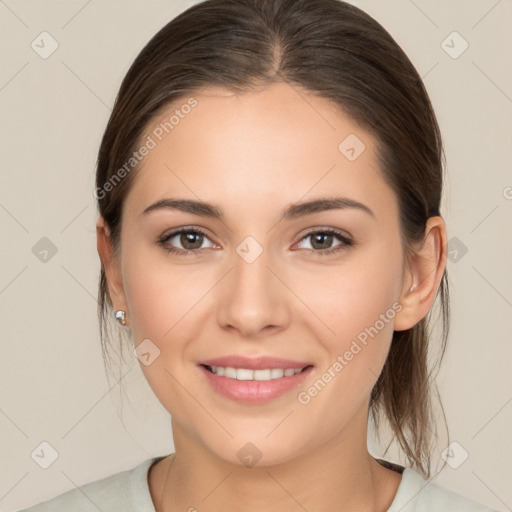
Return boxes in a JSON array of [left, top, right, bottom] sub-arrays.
[[17, 456, 498, 512]]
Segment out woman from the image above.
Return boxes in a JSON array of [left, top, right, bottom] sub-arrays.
[[18, 0, 499, 510]]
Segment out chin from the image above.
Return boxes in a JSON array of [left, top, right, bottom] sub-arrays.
[[198, 430, 310, 469]]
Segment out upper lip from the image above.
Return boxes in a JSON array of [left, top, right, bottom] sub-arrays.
[[199, 355, 313, 370]]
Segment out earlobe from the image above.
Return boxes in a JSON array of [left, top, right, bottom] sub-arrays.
[[393, 216, 447, 332], [96, 217, 128, 315]]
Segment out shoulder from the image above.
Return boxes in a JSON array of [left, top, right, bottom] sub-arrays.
[[388, 467, 499, 512], [16, 457, 161, 512]]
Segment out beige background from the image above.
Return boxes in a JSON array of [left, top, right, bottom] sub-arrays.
[[1, 0, 511, 510]]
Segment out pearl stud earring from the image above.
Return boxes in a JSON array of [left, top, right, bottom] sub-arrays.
[[115, 310, 126, 326]]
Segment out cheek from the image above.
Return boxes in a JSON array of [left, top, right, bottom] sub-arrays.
[[294, 241, 403, 341], [120, 247, 206, 419], [120, 245, 215, 393], [122, 244, 208, 340], [294, 241, 403, 394]]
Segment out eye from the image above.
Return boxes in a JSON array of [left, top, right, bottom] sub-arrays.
[[295, 228, 353, 256], [157, 227, 353, 257], [158, 227, 217, 256]]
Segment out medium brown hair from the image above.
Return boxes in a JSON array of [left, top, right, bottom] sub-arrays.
[[95, 0, 450, 478]]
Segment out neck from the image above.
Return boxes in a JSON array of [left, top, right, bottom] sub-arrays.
[[150, 413, 402, 512]]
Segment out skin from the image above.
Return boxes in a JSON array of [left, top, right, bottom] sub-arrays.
[[97, 81, 447, 511]]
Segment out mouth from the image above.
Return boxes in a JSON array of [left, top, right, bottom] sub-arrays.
[[200, 364, 313, 381], [198, 363, 314, 403]]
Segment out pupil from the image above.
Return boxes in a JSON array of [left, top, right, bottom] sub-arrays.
[[312, 233, 332, 250], [182, 232, 202, 249]]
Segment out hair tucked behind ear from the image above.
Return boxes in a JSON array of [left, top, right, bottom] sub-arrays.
[[95, 0, 450, 478]]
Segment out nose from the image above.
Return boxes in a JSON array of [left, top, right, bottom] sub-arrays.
[[216, 245, 290, 339]]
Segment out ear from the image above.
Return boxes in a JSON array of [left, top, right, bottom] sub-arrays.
[[96, 216, 129, 325], [393, 216, 447, 332]]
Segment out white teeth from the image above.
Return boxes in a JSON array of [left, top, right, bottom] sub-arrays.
[[271, 368, 283, 379], [208, 365, 305, 381], [236, 368, 254, 380], [224, 367, 237, 379], [254, 369, 271, 380]]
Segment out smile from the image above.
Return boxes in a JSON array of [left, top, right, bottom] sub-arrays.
[[204, 365, 307, 380], [199, 364, 314, 403]]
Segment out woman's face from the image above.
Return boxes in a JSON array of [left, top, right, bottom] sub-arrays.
[[111, 81, 413, 466]]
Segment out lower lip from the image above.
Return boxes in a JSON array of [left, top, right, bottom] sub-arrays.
[[198, 365, 313, 404]]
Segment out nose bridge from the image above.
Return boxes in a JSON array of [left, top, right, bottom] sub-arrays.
[[216, 236, 289, 336], [233, 241, 273, 298]]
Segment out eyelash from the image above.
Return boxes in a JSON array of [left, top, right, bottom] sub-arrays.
[[157, 227, 354, 257]]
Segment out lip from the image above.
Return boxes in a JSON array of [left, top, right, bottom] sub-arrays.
[[199, 355, 312, 370], [198, 356, 314, 404]]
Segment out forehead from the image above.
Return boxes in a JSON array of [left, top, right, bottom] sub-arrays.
[[124, 82, 396, 221]]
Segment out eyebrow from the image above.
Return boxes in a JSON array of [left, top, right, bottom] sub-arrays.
[[140, 196, 375, 221]]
